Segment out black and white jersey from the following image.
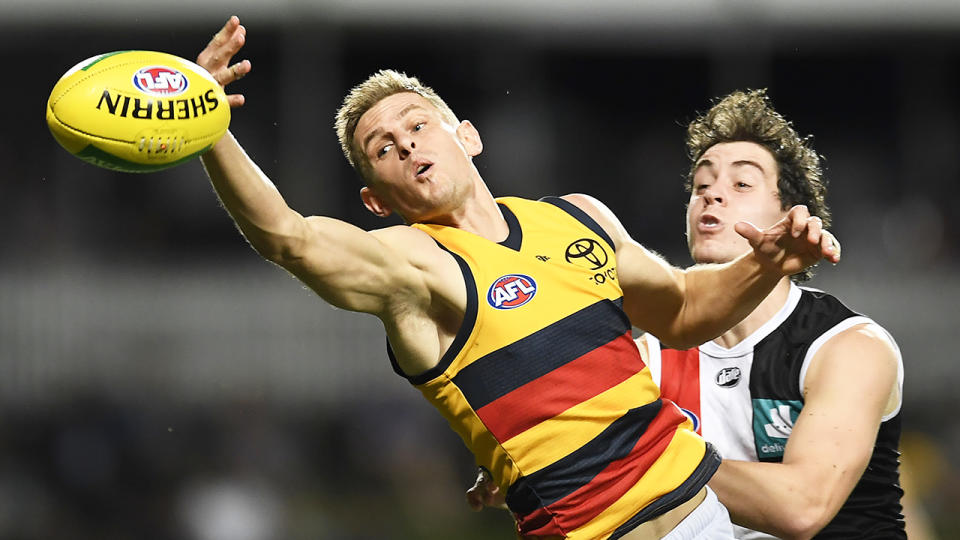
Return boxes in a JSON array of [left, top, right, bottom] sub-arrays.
[[642, 283, 906, 539]]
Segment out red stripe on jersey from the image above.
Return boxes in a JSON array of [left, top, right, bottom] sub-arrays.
[[515, 404, 687, 537], [475, 331, 644, 442], [658, 348, 702, 434]]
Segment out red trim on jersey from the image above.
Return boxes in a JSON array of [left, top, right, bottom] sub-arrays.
[[515, 405, 687, 537], [476, 331, 644, 442], [658, 347, 702, 435]]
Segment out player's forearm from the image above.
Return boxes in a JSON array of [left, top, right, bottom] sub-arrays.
[[201, 131, 305, 261], [710, 460, 836, 540], [672, 253, 781, 347]]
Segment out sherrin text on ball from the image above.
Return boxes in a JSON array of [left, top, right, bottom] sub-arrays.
[[46, 50, 230, 173]]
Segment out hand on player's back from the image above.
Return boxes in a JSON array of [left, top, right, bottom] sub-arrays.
[[466, 468, 507, 512]]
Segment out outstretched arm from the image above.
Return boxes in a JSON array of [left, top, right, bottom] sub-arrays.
[[563, 194, 839, 349], [709, 324, 900, 539], [194, 18, 432, 316]]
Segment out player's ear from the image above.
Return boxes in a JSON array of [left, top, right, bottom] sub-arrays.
[[457, 120, 483, 157], [360, 186, 392, 218]]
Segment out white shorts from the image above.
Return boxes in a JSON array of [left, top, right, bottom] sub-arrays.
[[662, 486, 734, 540]]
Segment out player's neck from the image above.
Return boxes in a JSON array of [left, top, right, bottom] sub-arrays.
[[423, 181, 509, 242], [712, 277, 792, 349]]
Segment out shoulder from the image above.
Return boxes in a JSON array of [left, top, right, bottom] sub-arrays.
[[814, 320, 899, 372], [804, 319, 901, 415], [369, 224, 462, 287], [819, 317, 898, 359], [794, 288, 899, 393], [558, 193, 630, 248], [369, 224, 452, 260], [802, 292, 898, 364], [369, 224, 437, 249]]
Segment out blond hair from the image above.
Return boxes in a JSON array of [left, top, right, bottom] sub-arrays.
[[334, 69, 459, 182], [686, 89, 830, 282]]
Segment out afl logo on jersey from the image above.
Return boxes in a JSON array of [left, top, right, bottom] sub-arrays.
[[487, 274, 537, 309], [715, 367, 742, 388]]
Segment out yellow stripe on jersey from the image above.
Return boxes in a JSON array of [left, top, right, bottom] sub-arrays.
[[501, 367, 662, 475], [399, 196, 716, 538], [566, 429, 706, 540]]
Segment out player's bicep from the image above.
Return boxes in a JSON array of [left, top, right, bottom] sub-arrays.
[[616, 241, 686, 336], [281, 217, 417, 314], [783, 326, 899, 498]]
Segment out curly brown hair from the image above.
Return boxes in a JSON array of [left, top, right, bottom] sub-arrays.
[[685, 89, 830, 282]]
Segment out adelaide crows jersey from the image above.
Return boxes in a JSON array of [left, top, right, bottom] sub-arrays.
[[642, 283, 906, 539], [388, 196, 718, 539]]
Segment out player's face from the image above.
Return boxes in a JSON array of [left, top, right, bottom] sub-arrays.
[[354, 92, 479, 223], [686, 141, 787, 264]]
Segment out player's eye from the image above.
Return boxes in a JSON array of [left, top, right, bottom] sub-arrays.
[[414, 122, 425, 131], [377, 144, 392, 158]]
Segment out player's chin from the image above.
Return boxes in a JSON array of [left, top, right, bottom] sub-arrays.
[[690, 244, 733, 266]]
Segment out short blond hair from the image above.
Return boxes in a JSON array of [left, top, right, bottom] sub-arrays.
[[334, 69, 459, 182]]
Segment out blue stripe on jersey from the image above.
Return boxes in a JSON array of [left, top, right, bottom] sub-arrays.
[[609, 444, 721, 539], [505, 399, 664, 514], [387, 245, 479, 385], [452, 297, 628, 410], [496, 203, 523, 251], [540, 196, 616, 253]]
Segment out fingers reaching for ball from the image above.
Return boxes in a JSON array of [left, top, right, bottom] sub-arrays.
[[197, 15, 245, 74], [197, 15, 250, 108], [219, 59, 250, 93]]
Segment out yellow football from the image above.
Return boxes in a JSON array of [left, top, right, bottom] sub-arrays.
[[46, 50, 230, 173]]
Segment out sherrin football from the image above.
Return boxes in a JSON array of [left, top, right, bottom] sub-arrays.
[[46, 50, 230, 173]]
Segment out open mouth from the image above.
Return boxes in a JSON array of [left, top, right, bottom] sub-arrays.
[[699, 214, 721, 229], [416, 163, 432, 176]]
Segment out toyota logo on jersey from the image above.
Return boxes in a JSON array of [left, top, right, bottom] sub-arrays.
[[487, 274, 537, 309], [565, 238, 608, 270], [133, 66, 189, 97]]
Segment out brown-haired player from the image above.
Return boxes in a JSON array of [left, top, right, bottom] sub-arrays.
[[667, 89, 905, 539], [197, 18, 839, 540], [467, 89, 906, 539]]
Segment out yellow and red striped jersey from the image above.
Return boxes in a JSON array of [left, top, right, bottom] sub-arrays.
[[389, 196, 718, 539]]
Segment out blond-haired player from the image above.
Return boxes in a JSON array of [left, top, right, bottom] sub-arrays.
[[197, 18, 839, 540]]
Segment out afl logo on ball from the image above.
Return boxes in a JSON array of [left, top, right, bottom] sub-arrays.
[[715, 367, 742, 388], [133, 66, 189, 97], [488, 274, 537, 309]]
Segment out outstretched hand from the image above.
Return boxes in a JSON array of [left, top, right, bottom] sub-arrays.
[[735, 205, 841, 275], [466, 467, 507, 512], [196, 15, 251, 108]]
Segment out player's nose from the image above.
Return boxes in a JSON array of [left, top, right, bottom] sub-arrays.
[[703, 184, 724, 205], [397, 136, 416, 159]]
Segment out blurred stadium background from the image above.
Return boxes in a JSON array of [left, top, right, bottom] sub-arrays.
[[4, 1, 959, 538]]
